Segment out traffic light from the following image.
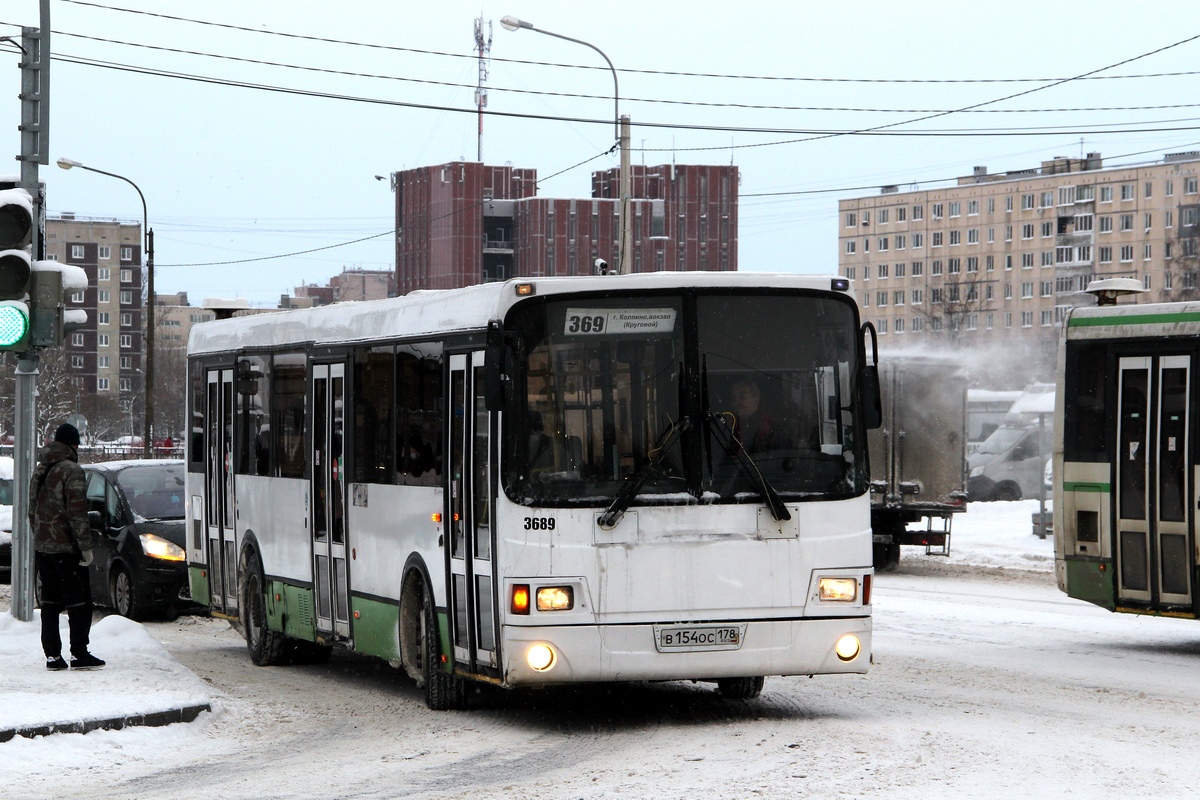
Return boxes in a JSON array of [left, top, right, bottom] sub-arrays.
[[0, 187, 35, 352], [30, 263, 89, 347]]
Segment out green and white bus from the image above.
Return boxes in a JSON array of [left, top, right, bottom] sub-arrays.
[[1055, 298, 1200, 618], [186, 272, 879, 708]]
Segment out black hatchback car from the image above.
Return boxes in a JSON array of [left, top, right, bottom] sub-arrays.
[[83, 459, 198, 620]]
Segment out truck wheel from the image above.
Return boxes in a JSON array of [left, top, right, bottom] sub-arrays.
[[422, 591, 466, 710], [717, 676, 765, 699], [241, 550, 289, 666], [873, 541, 901, 571]]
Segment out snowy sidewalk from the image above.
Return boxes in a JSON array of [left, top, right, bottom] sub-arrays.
[[0, 609, 214, 742]]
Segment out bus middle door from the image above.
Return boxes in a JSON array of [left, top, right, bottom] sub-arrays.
[[446, 352, 498, 675], [311, 362, 351, 639]]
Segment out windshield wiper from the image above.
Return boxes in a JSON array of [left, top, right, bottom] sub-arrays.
[[598, 417, 690, 529], [705, 411, 791, 522]]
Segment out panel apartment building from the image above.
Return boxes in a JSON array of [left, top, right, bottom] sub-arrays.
[[46, 214, 144, 399], [393, 161, 738, 293], [838, 151, 1200, 348]]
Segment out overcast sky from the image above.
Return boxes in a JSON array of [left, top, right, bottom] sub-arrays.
[[3, 0, 1199, 306]]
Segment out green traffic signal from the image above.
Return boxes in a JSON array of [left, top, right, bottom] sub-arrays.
[[0, 300, 30, 350]]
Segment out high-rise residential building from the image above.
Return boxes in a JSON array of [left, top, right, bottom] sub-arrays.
[[392, 161, 738, 292], [838, 151, 1200, 348], [44, 214, 144, 398]]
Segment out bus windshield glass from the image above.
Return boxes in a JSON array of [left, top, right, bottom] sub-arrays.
[[503, 291, 867, 507]]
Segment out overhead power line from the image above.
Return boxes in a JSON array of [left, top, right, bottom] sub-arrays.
[[51, 1, 1200, 85], [28, 28, 1200, 116], [30, 51, 1200, 140]]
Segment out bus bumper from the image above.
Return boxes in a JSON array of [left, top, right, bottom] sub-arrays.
[[501, 616, 872, 686]]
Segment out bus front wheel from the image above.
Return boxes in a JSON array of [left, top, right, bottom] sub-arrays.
[[421, 590, 466, 711]]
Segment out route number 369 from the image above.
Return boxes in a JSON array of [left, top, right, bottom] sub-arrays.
[[567, 314, 605, 334]]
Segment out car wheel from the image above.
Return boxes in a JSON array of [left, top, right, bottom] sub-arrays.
[[717, 676, 765, 699], [112, 565, 148, 621], [993, 483, 1022, 502]]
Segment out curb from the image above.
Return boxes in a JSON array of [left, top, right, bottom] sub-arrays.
[[0, 703, 212, 743]]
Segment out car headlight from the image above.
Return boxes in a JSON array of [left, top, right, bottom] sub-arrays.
[[139, 533, 185, 561], [970, 465, 985, 478]]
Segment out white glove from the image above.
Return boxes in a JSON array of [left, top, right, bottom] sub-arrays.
[[79, 549, 94, 567]]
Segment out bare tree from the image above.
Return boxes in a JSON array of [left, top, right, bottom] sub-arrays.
[[916, 279, 995, 346], [0, 348, 82, 444]]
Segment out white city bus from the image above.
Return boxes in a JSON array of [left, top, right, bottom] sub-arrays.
[[186, 272, 879, 708]]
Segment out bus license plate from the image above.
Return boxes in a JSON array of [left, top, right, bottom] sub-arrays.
[[654, 624, 747, 653]]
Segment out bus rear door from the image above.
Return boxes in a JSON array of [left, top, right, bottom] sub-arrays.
[[205, 367, 238, 616], [312, 362, 351, 638]]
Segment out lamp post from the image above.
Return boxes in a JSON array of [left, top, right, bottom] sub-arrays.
[[500, 16, 632, 274], [56, 157, 155, 458]]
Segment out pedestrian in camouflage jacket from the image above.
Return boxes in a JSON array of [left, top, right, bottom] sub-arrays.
[[28, 423, 105, 670]]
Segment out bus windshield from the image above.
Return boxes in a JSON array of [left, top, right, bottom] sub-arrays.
[[503, 291, 867, 507]]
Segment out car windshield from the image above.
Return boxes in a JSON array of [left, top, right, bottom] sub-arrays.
[[116, 463, 186, 520], [0, 478, 12, 506], [502, 290, 867, 507], [976, 426, 1028, 455]]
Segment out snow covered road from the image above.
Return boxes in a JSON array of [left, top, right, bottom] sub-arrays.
[[6, 556, 1200, 799]]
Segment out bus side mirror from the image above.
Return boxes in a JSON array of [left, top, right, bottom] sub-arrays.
[[860, 322, 882, 429], [485, 319, 512, 411], [861, 365, 882, 429]]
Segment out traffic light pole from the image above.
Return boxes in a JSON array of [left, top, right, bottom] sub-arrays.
[[10, 354, 38, 621], [10, 6, 50, 622]]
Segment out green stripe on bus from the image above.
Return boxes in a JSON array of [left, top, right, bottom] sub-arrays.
[[349, 595, 401, 662], [1068, 311, 1200, 328], [1063, 482, 1109, 492], [189, 566, 210, 607]]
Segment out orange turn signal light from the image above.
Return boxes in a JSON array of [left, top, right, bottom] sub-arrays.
[[511, 584, 531, 615], [431, 512, 442, 523]]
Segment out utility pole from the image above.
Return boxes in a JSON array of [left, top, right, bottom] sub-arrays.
[[474, 18, 492, 163], [619, 115, 632, 274], [11, 2, 51, 622]]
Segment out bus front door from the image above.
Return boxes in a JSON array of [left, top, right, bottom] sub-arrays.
[[1116, 355, 1194, 609], [205, 368, 238, 616], [446, 353, 498, 674], [311, 363, 351, 638]]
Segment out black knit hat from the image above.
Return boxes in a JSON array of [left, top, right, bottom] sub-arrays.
[[54, 423, 81, 448]]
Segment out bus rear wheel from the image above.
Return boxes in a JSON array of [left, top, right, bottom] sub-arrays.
[[421, 591, 466, 710], [241, 550, 289, 666], [717, 676, 765, 699]]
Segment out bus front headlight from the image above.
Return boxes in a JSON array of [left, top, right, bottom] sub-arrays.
[[818, 577, 858, 602]]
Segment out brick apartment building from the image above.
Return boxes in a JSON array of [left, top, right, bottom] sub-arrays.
[[392, 161, 738, 292]]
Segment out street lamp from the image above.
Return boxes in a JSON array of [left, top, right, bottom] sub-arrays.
[[500, 16, 632, 274], [56, 157, 156, 458]]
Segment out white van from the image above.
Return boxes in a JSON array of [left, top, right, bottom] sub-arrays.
[[967, 384, 1054, 502]]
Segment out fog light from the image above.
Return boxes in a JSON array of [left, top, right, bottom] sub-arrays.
[[835, 634, 861, 662], [527, 643, 556, 671], [819, 577, 858, 602], [536, 586, 574, 611]]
